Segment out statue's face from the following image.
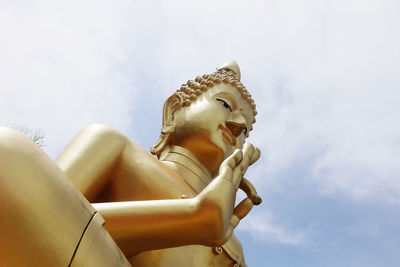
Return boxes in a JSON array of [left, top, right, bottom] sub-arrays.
[[172, 83, 254, 175]]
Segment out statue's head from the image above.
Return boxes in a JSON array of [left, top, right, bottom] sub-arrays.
[[151, 61, 257, 175]]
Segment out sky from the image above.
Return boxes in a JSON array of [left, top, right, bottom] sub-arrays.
[[1, 0, 400, 266]]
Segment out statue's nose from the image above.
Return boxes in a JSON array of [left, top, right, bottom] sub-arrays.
[[225, 121, 246, 137]]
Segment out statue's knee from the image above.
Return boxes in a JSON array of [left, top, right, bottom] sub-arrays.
[[80, 124, 128, 146], [0, 127, 50, 182], [0, 127, 36, 158], [82, 124, 122, 137]]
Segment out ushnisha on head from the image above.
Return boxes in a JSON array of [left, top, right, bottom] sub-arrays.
[[151, 61, 257, 157]]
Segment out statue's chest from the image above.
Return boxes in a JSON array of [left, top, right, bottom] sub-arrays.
[[97, 163, 196, 202], [124, 173, 195, 200]]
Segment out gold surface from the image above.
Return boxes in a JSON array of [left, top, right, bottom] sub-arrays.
[[0, 61, 260, 266]]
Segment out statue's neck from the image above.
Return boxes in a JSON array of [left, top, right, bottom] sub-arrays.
[[160, 145, 212, 194]]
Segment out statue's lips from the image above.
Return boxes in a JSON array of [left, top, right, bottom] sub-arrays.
[[218, 124, 236, 146]]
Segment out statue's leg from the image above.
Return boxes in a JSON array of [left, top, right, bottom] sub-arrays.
[[56, 124, 129, 201], [0, 127, 130, 266], [55, 124, 175, 202], [70, 212, 131, 267]]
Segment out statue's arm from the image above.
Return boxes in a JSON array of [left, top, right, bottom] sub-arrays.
[[93, 198, 220, 252], [93, 144, 260, 253], [92, 173, 236, 252]]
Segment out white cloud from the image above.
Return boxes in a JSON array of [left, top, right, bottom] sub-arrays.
[[0, 1, 139, 157], [245, 0, 400, 205], [238, 210, 309, 245]]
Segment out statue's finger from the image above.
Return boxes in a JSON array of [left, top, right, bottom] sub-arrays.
[[231, 214, 240, 229], [228, 149, 243, 168], [249, 147, 261, 166], [238, 143, 255, 175], [239, 177, 262, 205], [219, 149, 242, 172], [242, 143, 255, 160], [231, 198, 253, 229], [234, 198, 253, 220], [232, 166, 242, 189]]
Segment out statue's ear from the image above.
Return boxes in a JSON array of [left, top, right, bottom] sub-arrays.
[[151, 93, 183, 157], [161, 93, 182, 132]]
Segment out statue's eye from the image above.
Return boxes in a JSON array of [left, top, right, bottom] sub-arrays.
[[243, 126, 248, 135], [216, 99, 232, 112]]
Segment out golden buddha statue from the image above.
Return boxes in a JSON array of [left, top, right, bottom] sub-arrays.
[[0, 61, 261, 266]]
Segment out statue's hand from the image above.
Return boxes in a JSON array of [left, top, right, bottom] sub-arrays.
[[196, 142, 260, 245]]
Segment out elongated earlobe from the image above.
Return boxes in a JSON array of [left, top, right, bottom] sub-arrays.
[[151, 93, 183, 157], [150, 132, 171, 157]]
